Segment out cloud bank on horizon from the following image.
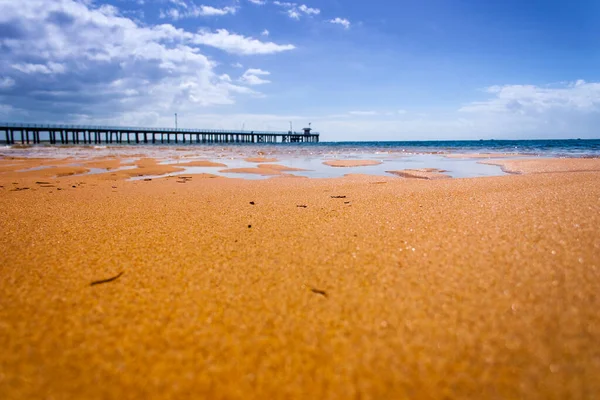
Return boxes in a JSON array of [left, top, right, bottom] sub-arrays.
[[0, 0, 598, 140]]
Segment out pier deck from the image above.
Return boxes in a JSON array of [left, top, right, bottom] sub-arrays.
[[0, 123, 319, 145]]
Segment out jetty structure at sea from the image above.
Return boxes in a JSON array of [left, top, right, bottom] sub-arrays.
[[0, 122, 320, 145]]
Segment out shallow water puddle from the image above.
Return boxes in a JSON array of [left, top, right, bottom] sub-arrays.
[[128, 154, 507, 181]]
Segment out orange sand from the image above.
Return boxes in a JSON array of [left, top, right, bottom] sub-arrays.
[[1, 157, 600, 399], [387, 168, 451, 180], [323, 160, 382, 167], [245, 157, 279, 163], [0, 158, 82, 174], [480, 157, 600, 174]]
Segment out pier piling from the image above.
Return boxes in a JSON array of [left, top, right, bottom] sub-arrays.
[[1, 123, 320, 146]]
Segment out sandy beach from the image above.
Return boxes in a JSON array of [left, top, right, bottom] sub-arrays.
[[1, 155, 600, 399]]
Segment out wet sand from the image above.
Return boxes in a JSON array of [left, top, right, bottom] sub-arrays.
[[219, 167, 284, 176], [323, 159, 382, 167], [94, 158, 185, 180], [387, 168, 451, 180], [84, 158, 126, 170], [220, 164, 308, 176], [1, 157, 599, 399], [174, 161, 228, 167], [256, 164, 307, 172], [479, 157, 600, 174]]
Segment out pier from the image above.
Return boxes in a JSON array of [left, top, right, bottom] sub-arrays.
[[0, 122, 319, 145]]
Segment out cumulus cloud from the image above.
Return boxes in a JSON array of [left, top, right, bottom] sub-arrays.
[[0, 77, 16, 89], [248, 0, 266, 4], [273, 1, 295, 6], [160, 4, 238, 20], [459, 80, 600, 114], [193, 29, 295, 55], [12, 62, 67, 75], [273, 2, 320, 19], [0, 0, 292, 124], [261, 29, 270, 36], [298, 4, 319, 15], [169, 0, 188, 7], [329, 17, 350, 29], [240, 69, 271, 85]]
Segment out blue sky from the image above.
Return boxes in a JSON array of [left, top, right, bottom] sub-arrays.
[[0, 0, 599, 140]]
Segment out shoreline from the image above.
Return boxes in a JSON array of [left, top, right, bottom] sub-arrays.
[[2, 153, 600, 181]]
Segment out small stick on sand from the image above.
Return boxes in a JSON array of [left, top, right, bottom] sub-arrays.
[[311, 288, 328, 298], [90, 271, 124, 286]]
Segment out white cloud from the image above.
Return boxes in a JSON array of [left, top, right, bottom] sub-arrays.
[[169, 0, 188, 8], [459, 80, 600, 114], [195, 5, 237, 16], [0, 77, 16, 89], [232, 62, 244, 68], [261, 29, 270, 36], [240, 68, 271, 85], [273, 1, 320, 19], [298, 4, 319, 15], [193, 29, 295, 55], [329, 17, 350, 29], [12, 62, 67, 75], [160, 4, 238, 20], [248, 0, 266, 4], [159, 8, 181, 19], [0, 0, 290, 124]]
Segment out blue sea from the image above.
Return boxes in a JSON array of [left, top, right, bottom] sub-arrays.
[[318, 139, 600, 157]]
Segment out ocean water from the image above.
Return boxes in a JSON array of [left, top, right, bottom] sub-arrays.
[[2, 139, 599, 180], [318, 139, 600, 157], [3, 138, 600, 156]]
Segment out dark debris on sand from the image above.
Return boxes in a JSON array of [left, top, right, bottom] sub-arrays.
[[90, 271, 124, 287], [311, 288, 328, 298]]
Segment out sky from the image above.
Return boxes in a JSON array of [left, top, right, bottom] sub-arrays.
[[0, 0, 599, 141]]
